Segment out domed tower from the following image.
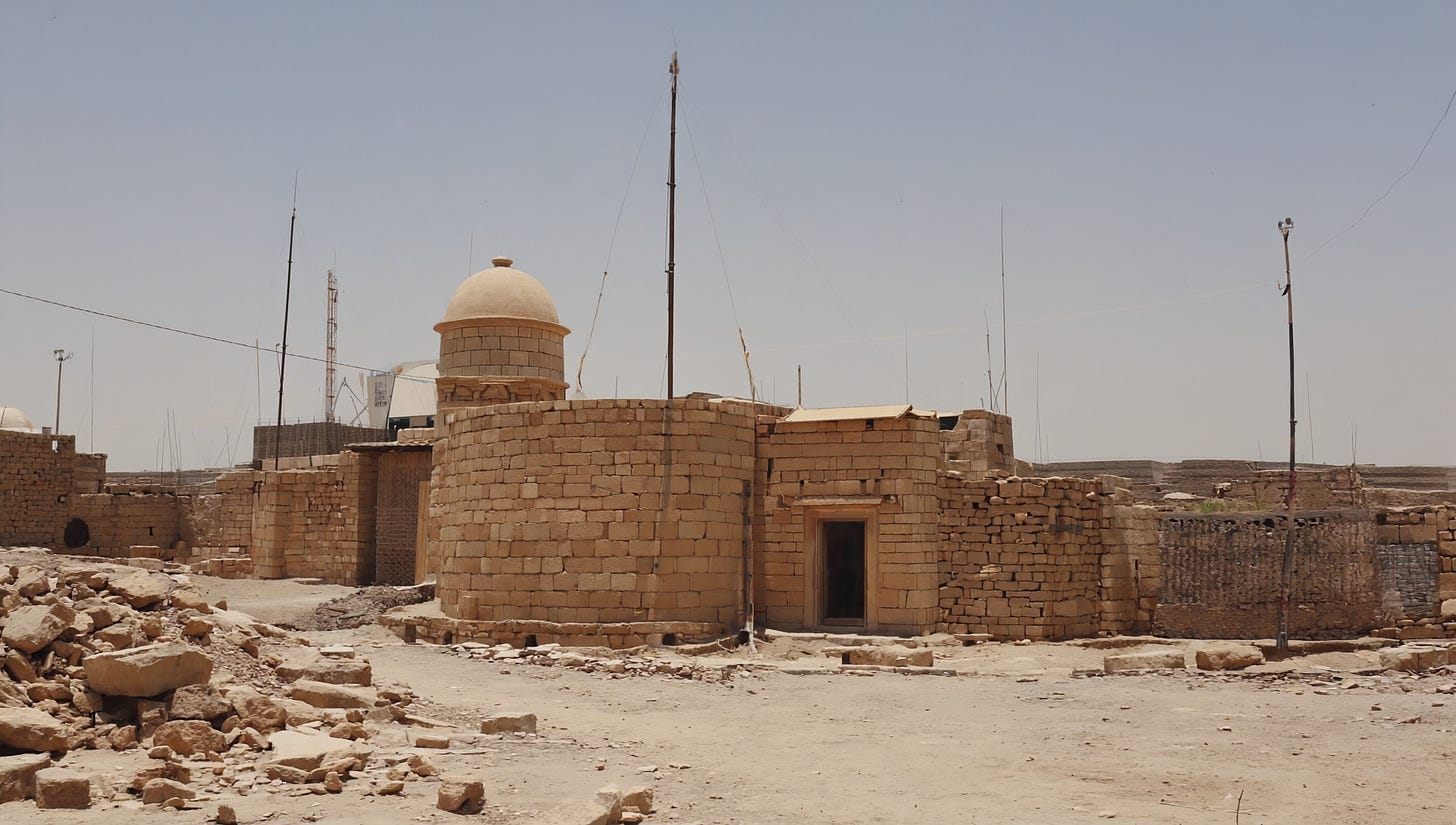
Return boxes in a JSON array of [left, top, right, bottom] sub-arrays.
[[434, 256, 570, 410], [0, 405, 35, 431]]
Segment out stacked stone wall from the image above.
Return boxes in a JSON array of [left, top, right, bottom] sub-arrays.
[[937, 475, 1106, 640], [431, 398, 753, 629], [1156, 510, 1377, 638], [69, 493, 182, 557], [756, 414, 941, 634], [438, 322, 564, 379], [939, 410, 1014, 476], [0, 429, 76, 546]]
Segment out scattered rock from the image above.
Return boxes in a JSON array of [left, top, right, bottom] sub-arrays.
[[2, 604, 76, 654], [152, 720, 227, 756], [289, 679, 374, 709], [0, 752, 52, 803], [107, 572, 173, 609], [437, 778, 484, 813], [84, 641, 212, 697], [275, 655, 372, 686], [33, 768, 91, 809], [224, 686, 289, 732], [1104, 650, 1186, 673], [215, 803, 237, 824], [831, 644, 934, 668], [622, 784, 655, 814], [140, 777, 194, 805], [1193, 644, 1265, 671], [168, 684, 233, 720], [479, 712, 536, 734], [0, 706, 69, 752]]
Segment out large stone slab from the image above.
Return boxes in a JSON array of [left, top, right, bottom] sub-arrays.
[[0, 707, 68, 752], [0, 753, 52, 803], [224, 686, 289, 732], [1193, 643, 1265, 671], [1104, 649, 1186, 673], [288, 680, 375, 710], [107, 572, 173, 608], [2, 604, 75, 654], [34, 768, 91, 809], [275, 655, 372, 686], [83, 641, 212, 697], [266, 730, 359, 771], [152, 720, 226, 756], [167, 684, 232, 720], [479, 712, 537, 734], [828, 645, 934, 667]]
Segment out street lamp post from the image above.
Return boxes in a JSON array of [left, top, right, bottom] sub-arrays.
[[1276, 218, 1296, 653], [53, 349, 73, 435]]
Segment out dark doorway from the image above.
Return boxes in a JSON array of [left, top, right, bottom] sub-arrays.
[[823, 520, 866, 621]]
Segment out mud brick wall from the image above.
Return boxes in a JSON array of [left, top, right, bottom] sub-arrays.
[[937, 475, 1106, 640], [1156, 510, 1378, 639], [1374, 506, 1455, 616], [430, 398, 753, 628], [251, 421, 389, 465], [69, 493, 182, 557], [374, 449, 433, 586], [0, 429, 78, 546], [756, 414, 941, 635], [939, 410, 1014, 477]]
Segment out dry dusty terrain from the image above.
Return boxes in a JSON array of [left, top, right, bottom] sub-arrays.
[[6, 551, 1455, 824]]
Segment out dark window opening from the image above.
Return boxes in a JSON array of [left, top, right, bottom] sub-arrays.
[[823, 520, 866, 621], [522, 634, 538, 649], [63, 518, 89, 549]]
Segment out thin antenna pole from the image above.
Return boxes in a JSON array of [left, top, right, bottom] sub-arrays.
[[1000, 206, 1009, 418], [1276, 217, 1297, 653], [53, 348, 73, 434], [984, 312, 995, 412], [1305, 372, 1315, 464], [797, 364, 803, 408], [325, 268, 338, 423], [665, 52, 679, 400], [1034, 352, 1042, 466], [904, 322, 910, 404], [274, 177, 298, 471], [88, 326, 95, 452]]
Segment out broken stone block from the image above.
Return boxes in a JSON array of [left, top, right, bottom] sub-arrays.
[[329, 722, 368, 741], [224, 686, 289, 732], [33, 768, 91, 809], [831, 645, 934, 667], [169, 590, 211, 613], [267, 729, 363, 772], [140, 777, 194, 805], [1193, 644, 1264, 671], [275, 656, 373, 686], [319, 645, 356, 659], [437, 778, 484, 813], [414, 733, 451, 748], [0, 706, 69, 752], [4, 650, 38, 683], [107, 572, 173, 609], [2, 604, 75, 654], [84, 642, 212, 697], [151, 720, 226, 756], [289, 679, 375, 709], [479, 712, 536, 734], [168, 684, 232, 721], [622, 784, 654, 814], [1103, 650, 1186, 673], [0, 752, 52, 803], [130, 762, 191, 791]]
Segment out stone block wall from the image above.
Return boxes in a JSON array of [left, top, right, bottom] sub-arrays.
[[1223, 467, 1366, 510], [0, 429, 77, 546], [756, 413, 941, 635], [937, 475, 1106, 640], [430, 398, 754, 628], [1156, 510, 1378, 639], [939, 410, 1014, 476], [438, 322, 565, 379], [1374, 506, 1456, 616], [69, 493, 182, 557]]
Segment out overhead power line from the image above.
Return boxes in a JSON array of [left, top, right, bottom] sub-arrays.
[[0, 285, 434, 384]]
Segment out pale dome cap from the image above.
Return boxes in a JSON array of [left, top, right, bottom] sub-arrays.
[[437, 256, 563, 329], [0, 405, 35, 430]]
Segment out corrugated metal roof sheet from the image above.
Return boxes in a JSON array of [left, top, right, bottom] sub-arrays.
[[781, 404, 918, 423]]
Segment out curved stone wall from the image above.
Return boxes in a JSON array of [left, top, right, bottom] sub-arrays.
[[431, 398, 755, 628], [438, 322, 565, 381]]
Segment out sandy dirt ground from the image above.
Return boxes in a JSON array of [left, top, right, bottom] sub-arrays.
[[6, 553, 1454, 824]]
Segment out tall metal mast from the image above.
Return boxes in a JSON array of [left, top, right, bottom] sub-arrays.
[[1276, 217, 1297, 652], [325, 268, 338, 423], [666, 52, 679, 399], [274, 180, 297, 470]]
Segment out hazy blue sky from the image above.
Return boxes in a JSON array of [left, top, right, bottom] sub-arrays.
[[2, 2, 1452, 471]]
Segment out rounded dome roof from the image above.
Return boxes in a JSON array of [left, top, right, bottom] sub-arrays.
[[0, 405, 35, 431], [437, 256, 563, 330]]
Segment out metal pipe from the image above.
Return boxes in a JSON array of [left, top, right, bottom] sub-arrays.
[[1276, 217, 1296, 652]]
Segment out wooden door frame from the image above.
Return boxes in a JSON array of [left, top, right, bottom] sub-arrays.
[[801, 505, 879, 632]]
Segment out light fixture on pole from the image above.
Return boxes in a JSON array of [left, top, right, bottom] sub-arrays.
[[1276, 217, 1296, 653], [53, 348, 74, 435]]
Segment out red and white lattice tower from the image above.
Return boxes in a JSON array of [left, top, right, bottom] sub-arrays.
[[325, 269, 338, 423]]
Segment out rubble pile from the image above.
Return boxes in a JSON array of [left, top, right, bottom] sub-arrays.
[[288, 584, 433, 632], [445, 641, 749, 683], [0, 562, 427, 811]]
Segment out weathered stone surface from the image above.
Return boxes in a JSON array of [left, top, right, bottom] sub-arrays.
[[140, 777, 194, 805], [33, 768, 91, 809], [4, 650, 38, 683], [14, 570, 50, 599], [437, 778, 484, 813], [215, 803, 238, 824], [479, 712, 536, 734], [831, 644, 934, 667], [129, 761, 191, 791], [168, 684, 232, 720], [169, 590, 211, 613], [224, 686, 289, 732], [79, 600, 129, 630], [1381, 645, 1449, 672], [152, 720, 226, 756], [289, 679, 374, 709], [0, 753, 51, 803], [275, 656, 372, 686], [530, 797, 619, 825], [1193, 644, 1264, 671], [266, 730, 359, 771], [0, 679, 28, 708], [108, 572, 173, 608], [1104, 649, 1186, 673], [0, 706, 68, 752], [2, 604, 75, 654], [84, 642, 212, 697]]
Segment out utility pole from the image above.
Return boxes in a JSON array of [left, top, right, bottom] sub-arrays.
[[1276, 217, 1297, 653], [274, 180, 298, 470], [52, 349, 73, 434], [325, 269, 338, 423], [665, 52, 679, 400]]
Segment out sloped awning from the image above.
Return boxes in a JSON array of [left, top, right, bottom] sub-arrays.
[[781, 404, 936, 424]]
